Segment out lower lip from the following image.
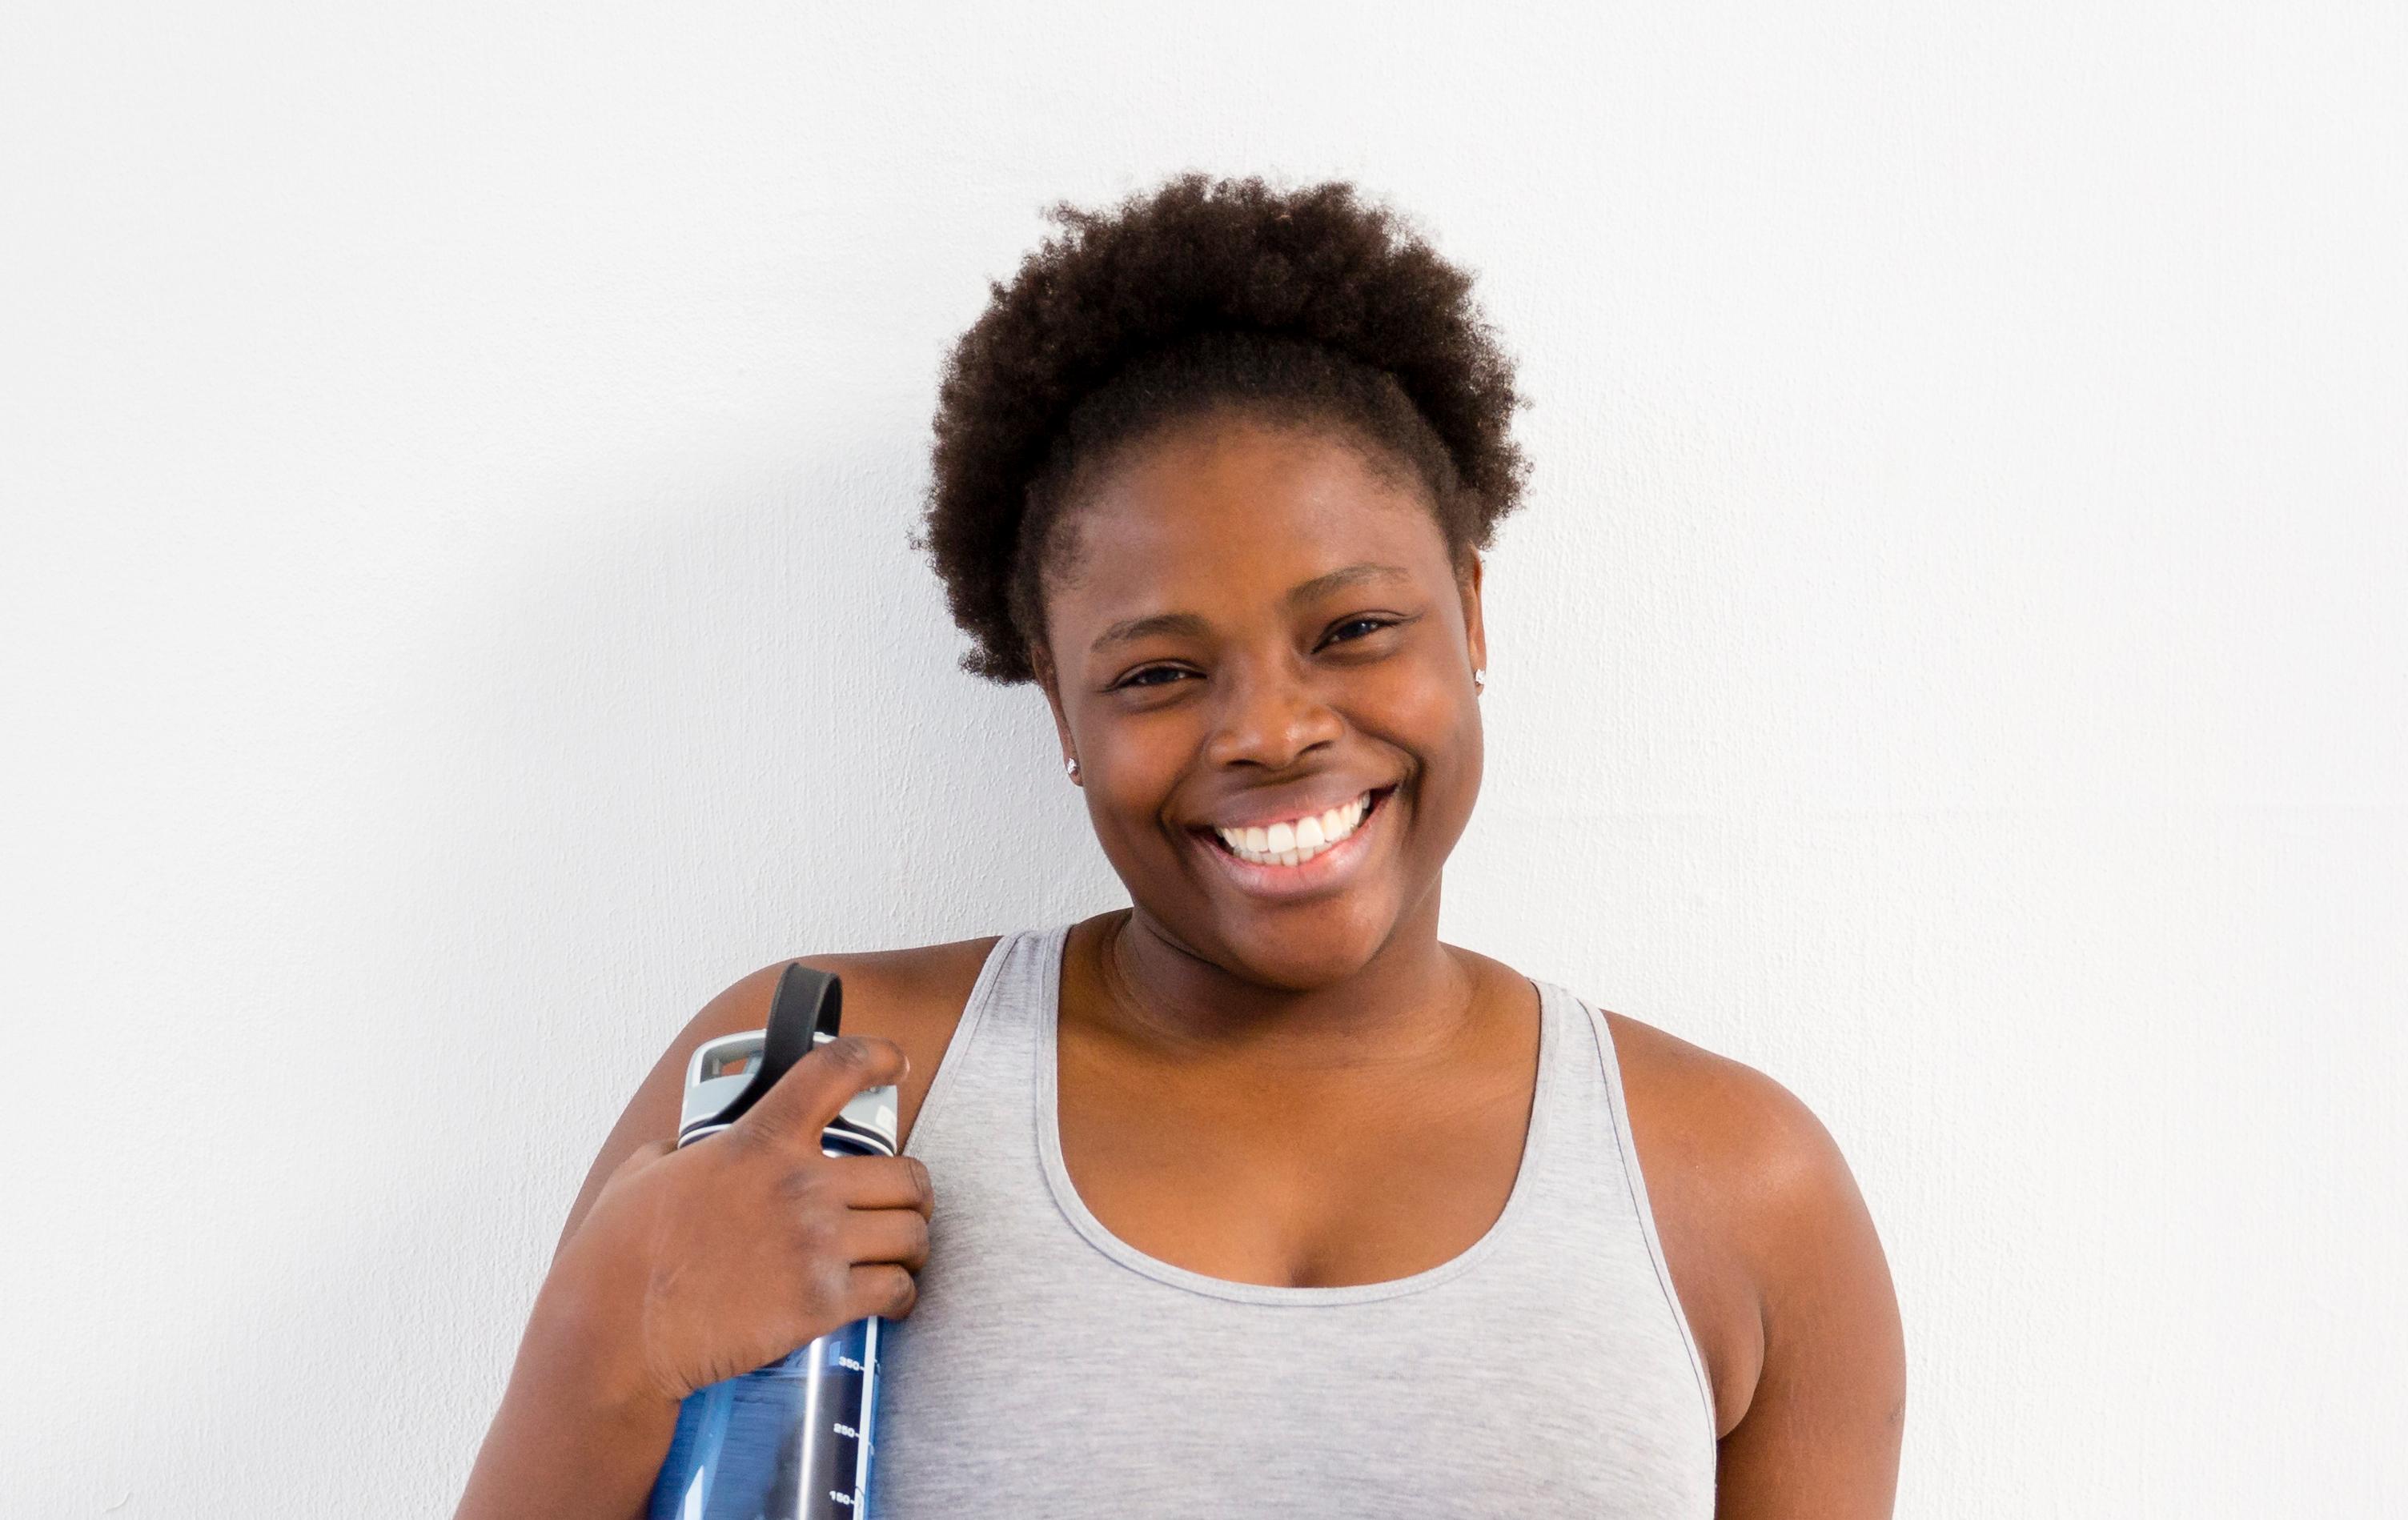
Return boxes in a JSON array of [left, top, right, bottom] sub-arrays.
[[1190, 789, 1391, 901]]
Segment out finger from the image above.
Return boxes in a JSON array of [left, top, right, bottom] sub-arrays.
[[839, 1208, 930, 1272], [833, 1155, 933, 1215], [734, 1034, 907, 1145], [845, 1261, 919, 1321]]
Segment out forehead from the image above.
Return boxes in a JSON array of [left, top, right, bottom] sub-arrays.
[[1056, 417, 1449, 616]]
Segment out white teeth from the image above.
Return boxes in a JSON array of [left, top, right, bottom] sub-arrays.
[[1212, 790, 1375, 868]]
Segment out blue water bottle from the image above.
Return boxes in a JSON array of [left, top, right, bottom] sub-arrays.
[[645, 964, 900, 1520]]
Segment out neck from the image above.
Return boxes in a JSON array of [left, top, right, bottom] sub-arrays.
[[1082, 895, 1481, 1072]]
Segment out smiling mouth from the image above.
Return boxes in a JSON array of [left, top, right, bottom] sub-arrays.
[[1192, 784, 1396, 868]]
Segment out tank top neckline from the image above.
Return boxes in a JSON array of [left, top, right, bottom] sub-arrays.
[[1021, 920, 1567, 1307]]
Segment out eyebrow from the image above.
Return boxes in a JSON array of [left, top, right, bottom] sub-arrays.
[[1089, 562, 1414, 655]]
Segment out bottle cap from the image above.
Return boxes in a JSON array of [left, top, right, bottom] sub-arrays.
[[676, 963, 897, 1155]]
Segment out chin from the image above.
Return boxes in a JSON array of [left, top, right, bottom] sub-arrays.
[[1205, 898, 1400, 990]]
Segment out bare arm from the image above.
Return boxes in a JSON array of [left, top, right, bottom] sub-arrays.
[[1713, 1072, 1908, 1516], [453, 961, 934, 1520], [450, 1145, 690, 1520]]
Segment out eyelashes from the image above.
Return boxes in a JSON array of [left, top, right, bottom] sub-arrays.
[[1328, 616, 1398, 643], [1113, 616, 1406, 691]]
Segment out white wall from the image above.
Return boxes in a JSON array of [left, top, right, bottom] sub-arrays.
[[4, 3, 2402, 1514]]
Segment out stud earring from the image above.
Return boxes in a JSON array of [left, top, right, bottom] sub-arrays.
[[1473, 668, 1486, 691], [1065, 755, 1081, 784]]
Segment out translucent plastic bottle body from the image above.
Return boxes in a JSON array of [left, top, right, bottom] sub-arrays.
[[644, 1310, 881, 1520], [644, 1125, 890, 1520]]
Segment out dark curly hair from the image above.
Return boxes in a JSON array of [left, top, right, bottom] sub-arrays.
[[910, 173, 1530, 686]]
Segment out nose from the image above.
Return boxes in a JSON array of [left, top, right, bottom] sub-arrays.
[[1200, 656, 1345, 772]]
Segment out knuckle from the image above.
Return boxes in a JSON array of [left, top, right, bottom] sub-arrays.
[[808, 1257, 853, 1309], [716, 1120, 771, 1159], [777, 1161, 833, 1204], [788, 1196, 842, 1253], [724, 1116, 802, 1165]]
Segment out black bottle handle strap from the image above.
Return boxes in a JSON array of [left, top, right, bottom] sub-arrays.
[[709, 961, 844, 1132]]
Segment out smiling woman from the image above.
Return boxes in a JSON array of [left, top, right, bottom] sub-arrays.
[[456, 174, 1905, 1520]]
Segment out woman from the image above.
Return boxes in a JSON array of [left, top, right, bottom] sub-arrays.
[[457, 174, 1906, 1518]]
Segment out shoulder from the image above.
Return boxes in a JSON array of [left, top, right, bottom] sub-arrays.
[[553, 932, 1005, 1253], [693, 934, 1004, 1056], [1603, 1008, 1855, 1246], [1594, 1006, 1901, 1446], [691, 933, 1005, 1137]]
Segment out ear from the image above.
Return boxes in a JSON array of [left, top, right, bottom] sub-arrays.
[[1458, 550, 1487, 684], [1029, 640, 1077, 766]]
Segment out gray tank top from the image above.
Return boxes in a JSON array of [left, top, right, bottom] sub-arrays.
[[874, 923, 1718, 1516]]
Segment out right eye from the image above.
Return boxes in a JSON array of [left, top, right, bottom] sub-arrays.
[[1115, 665, 1194, 690]]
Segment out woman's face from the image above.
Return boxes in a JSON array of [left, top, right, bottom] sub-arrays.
[[1033, 411, 1487, 991]]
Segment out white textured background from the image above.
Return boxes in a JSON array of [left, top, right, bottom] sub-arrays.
[[4, 3, 2402, 1515]]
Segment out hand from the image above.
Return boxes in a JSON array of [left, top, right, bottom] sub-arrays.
[[536, 1035, 933, 1410]]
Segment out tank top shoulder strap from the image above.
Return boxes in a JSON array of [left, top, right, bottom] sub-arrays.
[[900, 924, 1061, 1163], [1538, 980, 1717, 1449]]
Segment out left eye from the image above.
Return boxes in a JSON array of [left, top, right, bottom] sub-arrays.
[[1328, 617, 1395, 644]]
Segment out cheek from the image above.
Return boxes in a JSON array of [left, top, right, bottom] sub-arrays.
[[1087, 768, 1181, 852], [1362, 660, 1469, 751]]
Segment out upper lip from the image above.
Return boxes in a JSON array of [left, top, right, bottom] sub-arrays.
[[1191, 783, 1391, 833]]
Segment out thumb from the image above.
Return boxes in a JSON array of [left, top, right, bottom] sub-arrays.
[[731, 1035, 905, 1145]]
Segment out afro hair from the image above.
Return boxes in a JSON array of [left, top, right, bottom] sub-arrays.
[[911, 173, 1529, 686]]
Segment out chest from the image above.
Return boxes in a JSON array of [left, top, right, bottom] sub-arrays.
[[879, 989, 1721, 1518], [1051, 1032, 1539, 1290]]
